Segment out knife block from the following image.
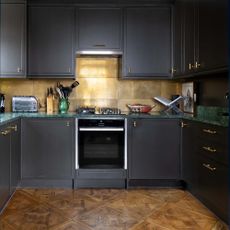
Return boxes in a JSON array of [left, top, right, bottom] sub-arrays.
[[46, 95, 54, 114]]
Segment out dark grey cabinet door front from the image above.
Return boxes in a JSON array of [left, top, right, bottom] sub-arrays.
[[10, 120, 21, 194], [28, 7, 75, 77], [181, 120, 199, 194], [0, 125, 11, 210], [77, 8, 122, 51], [123, 7, 172, 78], [128, 119, 180, 179], [0, 4, 26, 77], [21, 119, 74, 179], [198, 0, 228, 71]]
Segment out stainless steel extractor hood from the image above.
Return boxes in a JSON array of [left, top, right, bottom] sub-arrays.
[[76, 50, 123, 56]]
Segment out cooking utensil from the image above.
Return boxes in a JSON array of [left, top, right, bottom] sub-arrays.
[[127, 104, 156, 113]]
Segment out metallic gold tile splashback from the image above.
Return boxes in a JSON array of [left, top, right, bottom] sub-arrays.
[[0, 57, 181, 112]]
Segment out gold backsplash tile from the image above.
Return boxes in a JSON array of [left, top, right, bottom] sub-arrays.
[[0, 57, 181, 112]]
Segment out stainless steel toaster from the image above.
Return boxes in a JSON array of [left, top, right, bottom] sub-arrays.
[[12, 96, 38, 112]]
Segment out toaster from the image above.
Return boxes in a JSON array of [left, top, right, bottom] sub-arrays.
[[12, 96, 38, 112]]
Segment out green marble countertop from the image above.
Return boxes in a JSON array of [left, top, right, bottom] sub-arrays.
[[0, 108, 228, 127]]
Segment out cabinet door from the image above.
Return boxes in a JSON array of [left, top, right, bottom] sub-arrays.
[[173, 0, 184, 76], [0, 125, 11, 210], [21, 118, 74, 179], [197, 155, 228, 223], [77, 8, 122, 51], [198, 0, 228, 71], [10, 120, 21, 194], [0, 4, 26, 77], [181, 120, 199, 193], [28, 6, 75, 77], [183, 1, 196, 74], [128, 119, 180, 179], [123, 7, 172, 78]]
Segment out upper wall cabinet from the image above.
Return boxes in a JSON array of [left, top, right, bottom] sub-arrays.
[[28, 6, 75, 77], [0, 3, 26, 77], [173, 0, 228, 77], [77, 8, 122, 53], [122, 7, 172, 79], [198, 0, 228, 72]]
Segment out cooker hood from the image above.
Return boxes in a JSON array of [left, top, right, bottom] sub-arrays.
[[76, 50, 122, 56]]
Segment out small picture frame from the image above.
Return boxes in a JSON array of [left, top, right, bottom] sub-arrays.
[[182, 82, 195, 114]]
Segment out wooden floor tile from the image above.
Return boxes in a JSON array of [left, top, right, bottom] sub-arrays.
[[145, 203, 218, 230], [74, 206, 138, 230], [49, 220, 92, 230]]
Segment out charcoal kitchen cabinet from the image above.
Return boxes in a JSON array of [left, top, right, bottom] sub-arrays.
[[10, 119, 21, 194], [0, 119, 20, 212], [21, 118, 74, 187], [128, 119, 180, 184], [28, 6, 75, 77], [0, 124, 11, 211], [77, 8, 122, 52], [173, 0, 228, 77], [181, 120, 199, 194], [0, 3, 26, 77], [123, 7, 172, 79], [196, 123, 228, 223]]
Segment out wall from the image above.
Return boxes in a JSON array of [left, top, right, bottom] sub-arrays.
[[0, 57, 181, 112]]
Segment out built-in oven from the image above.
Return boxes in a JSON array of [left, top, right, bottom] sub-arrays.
[[75, 118, 127, 170]]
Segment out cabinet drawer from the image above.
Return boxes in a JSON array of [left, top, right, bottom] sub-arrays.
[[197, 124, 227, 145], [197, 140, 228, 165], [197, 155, 228, 223], [76, 169, 127, 179]]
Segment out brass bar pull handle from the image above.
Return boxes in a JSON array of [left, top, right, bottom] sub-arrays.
[[202, 146, 217, 153], [1, 130, 11, 136], [133, 121, 137, 127], [181, 122, 188, 128], [9, 125, 17, 132], [203, 163, 216, 171], [203, 129, 217, 134], [195, 61, 201, 69], [188, 63, 194, 70], [93, 44, 106, 47]]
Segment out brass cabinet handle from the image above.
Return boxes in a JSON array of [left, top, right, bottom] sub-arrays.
[[203, 129, 217, 134], [195, 61, 201, 69], [1, 130, 11, 136], [203, 163, 216, 171], [9, 125, 17, 132], [202, 146, 217, 153], [171, 68, 176, 74], [188, 63, 194, 70], [17, 67, 22, 73], [133, 121, 137, 127], [181, 121, 188, 128]]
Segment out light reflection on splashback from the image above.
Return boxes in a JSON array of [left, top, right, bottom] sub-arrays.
[[0, 57, 181, 112]]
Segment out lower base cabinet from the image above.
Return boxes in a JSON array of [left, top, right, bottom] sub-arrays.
[[0, 119, 21, 212], [128, 119, 180, 184], [0, 124, 11, 211], [21, 118, 74, 188], [181, 120, 228, 223], [197, 155, 228, 223]]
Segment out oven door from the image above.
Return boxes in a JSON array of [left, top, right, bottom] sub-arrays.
[[77, 126, 125, 169]]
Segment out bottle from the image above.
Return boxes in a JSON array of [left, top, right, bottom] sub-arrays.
[[46, 88, 54, 114], [0, 94, 5, 113]]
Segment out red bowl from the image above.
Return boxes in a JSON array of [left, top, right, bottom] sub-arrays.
[[127, 104, 155, 113]]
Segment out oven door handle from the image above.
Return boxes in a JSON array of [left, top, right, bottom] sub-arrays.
[[79, 127, 124, 131]]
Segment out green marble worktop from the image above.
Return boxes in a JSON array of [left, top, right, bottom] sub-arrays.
[[0, 106, 228, 127]]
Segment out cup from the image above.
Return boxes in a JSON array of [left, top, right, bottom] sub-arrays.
[[59, 98, 69, 114]]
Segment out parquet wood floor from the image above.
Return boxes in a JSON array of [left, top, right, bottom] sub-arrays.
[[0, 188, 228, 230]]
